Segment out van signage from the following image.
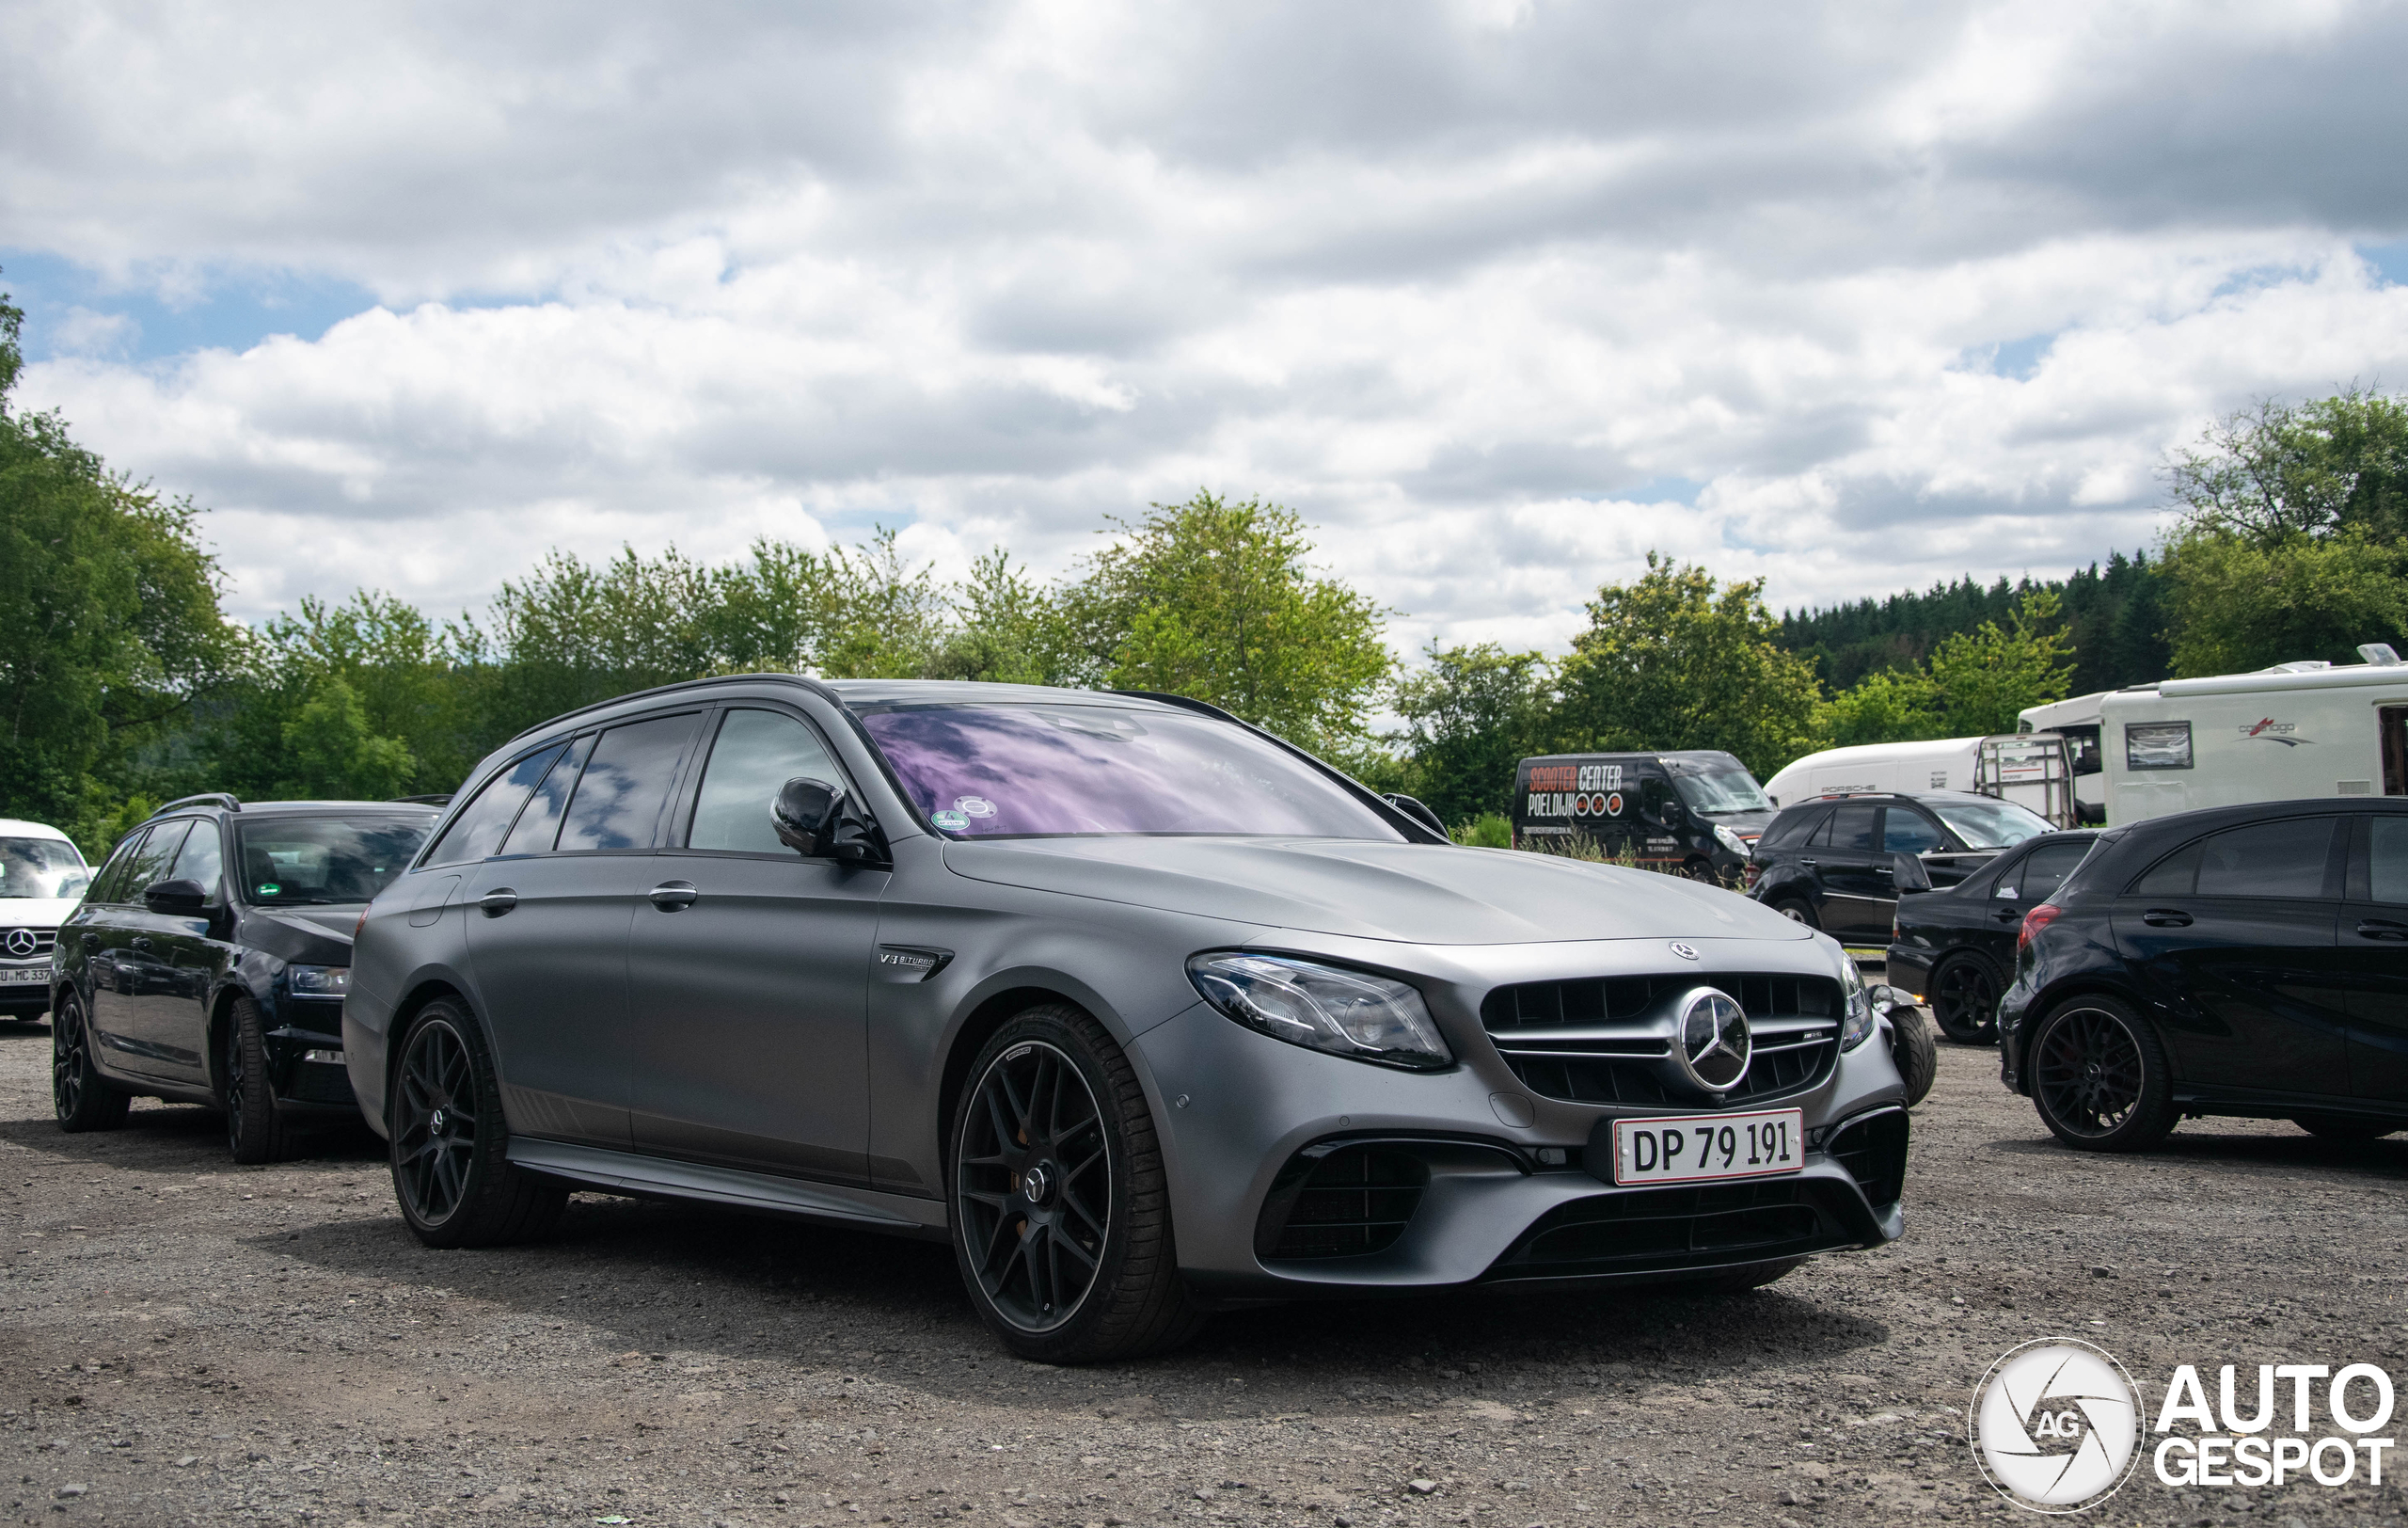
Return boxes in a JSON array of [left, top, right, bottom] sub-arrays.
[[2240, 718, 2313, 747], [1526, 789, 1624, 820]]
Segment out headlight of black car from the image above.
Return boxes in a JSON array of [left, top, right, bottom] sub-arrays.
[[1186, 953, 1452, 1071]]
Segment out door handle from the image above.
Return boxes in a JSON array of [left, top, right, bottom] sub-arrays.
[[2142, 908, 2193, 928], [1798, 857, 1818, 867], [1991, 908, 2021, 923], [2358, 918, 2408, 941], [478, 889, 519, 917], [648, 882, 699, 912]]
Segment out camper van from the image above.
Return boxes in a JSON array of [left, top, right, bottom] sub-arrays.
[[2097, 646, 2407, 822], [1759, 734, 2082, 825]]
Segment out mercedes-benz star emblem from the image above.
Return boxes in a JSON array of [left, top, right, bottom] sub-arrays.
[[4, 929, 36, 958], [1669, 941, 1699, 961], [1673, 987, 1751, 1094]]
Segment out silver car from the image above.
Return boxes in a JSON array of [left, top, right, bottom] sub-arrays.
[[344, 677, 1909, 1362]]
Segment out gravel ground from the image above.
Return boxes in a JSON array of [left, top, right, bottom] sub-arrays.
[[6, 1009, 2407, 1528]]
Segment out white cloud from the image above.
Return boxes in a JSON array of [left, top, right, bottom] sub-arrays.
[[9, 0, 2408, 648]]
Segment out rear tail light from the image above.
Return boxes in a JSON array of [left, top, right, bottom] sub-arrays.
[[1743, 861, 1761, 889], [2018, 903, 2063, 951], [354, 908, 371, 941]]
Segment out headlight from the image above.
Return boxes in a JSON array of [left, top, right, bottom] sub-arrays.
[[1186, 953, 1452, 1071], [289, 964, 349, 996], [1838, 951, 1875, 1051], [1713, 824, 1747, 854]]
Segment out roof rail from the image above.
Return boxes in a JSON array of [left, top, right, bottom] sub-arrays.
[[389, 794, 454, 806], [150, 793, 241, 818]]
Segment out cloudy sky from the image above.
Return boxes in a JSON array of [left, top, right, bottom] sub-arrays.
[[8, 0, 2408, 658]]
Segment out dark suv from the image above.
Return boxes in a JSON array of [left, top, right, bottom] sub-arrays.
[[50, 795, 438, 1161], [2001, 798, 2408, 1150], [1746, 791, 2055, 943]]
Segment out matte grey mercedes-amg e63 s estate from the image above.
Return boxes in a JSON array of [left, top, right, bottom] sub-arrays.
[[345, 677, 1909, 1361]]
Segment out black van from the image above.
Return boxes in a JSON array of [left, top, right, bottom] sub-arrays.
[[1511, 751, 1774, 881]]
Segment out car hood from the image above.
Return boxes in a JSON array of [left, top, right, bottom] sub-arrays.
[[1703, 809, 1773, 838], [942, 837, 1815, 946], [0, 897, 82, 929]]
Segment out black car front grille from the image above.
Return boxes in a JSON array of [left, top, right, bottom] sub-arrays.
[[1486, 1180, 1855, 1280], [1257, 1146, 1430, 1261], [1480, 972, 1843, 1106], [1, 928, 57, 960], [1826, 1107, 1909, 1208]]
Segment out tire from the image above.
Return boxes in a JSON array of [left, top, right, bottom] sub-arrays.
[[52, 990, 131, 1133], [2029, 995, 2176, 1153], [1681, 858, 1715, 883], [1927, 952, 2004, 1043], [2292, 1114, 2400, 1141], [949, 1003, 1204, 1363], [1889, 1004, 1938, 1107], [389, 999, 566, 1249], [1687, 1258, 1804, 1294], [223, 994, 294, 1164], [1768, 897, 1820, 930]]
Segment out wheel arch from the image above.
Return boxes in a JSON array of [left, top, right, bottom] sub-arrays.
[[935, 982, 1106, 1163], [380, 978, 478, 1131]]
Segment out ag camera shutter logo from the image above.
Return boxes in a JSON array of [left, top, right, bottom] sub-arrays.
[[1971, 1339, 2143, 1512]]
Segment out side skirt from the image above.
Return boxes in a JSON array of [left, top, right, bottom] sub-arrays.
[[506, 1138, 950, 1242]]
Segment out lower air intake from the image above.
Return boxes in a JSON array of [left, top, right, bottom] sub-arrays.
[[1259, 1146, 1430, 1261]]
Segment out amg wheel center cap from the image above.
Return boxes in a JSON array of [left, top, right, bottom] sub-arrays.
[[1021, 1165, 1053, 1205], [430, 1107, 448, 1134]]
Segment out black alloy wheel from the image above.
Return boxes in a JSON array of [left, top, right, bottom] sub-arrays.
[[52, 991, 130, 1133], [950, 1004, 1202, 1363], [2030, 995, 2174, 1153], [389, 999, 565, 1249], [224, 994, 293, 1164], [1928, 953, 2004, 1043], [1770, 897, 1819, 929]]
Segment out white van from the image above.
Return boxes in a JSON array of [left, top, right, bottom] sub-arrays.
[[1761, 735, 2078, 823], [2098, 646, 2408, 822]]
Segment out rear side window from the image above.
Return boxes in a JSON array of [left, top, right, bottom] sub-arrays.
[[1880, 809, 1944, 855], [558, 713, 701, 852], [426, 744, 567, 867], [689, 709, 845, 854], [2131, 820, 2337, 899], [2012, 838, 2092, 902], [499, 736, 594, 856], [1825, 804, 1877, 852], [1760, 805, 1830, 849], [2368, 817, 2408, 905], [88, 830, 151, 904]]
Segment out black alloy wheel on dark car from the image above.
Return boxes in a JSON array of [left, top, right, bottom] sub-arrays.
[[951, 1005, 1201, 1363], [2029, 995, 2175, 1152], [390, 1000, 565, 1248], [1927, 952, 2004, 1043], [52, 991, 130, 1132], [223, 995, 293, 1164]]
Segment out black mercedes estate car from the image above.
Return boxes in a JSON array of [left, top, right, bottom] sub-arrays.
[[1886, 830, 2098, 1043], [51, 795, 438, 1160], [2000, 798, 2408, 1150]]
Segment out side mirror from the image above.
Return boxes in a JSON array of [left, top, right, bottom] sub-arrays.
[[772, 777, 889, 866], [1891, 852, 1933, 894], [1382, 793, 1446, 836], [142, 878, 208, 915]]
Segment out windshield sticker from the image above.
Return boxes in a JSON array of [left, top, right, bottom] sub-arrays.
[[953, 796, 997, 819], [930, 810, 971, 833], [257, 883, 280, 895]]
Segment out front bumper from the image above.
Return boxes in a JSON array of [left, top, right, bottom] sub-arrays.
[[1135, 992, 1908, 1302], [1883, 943, 1935, 995], [265, 997, 356, 1111]]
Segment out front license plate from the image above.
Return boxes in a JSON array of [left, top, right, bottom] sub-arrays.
[[1611, 1108, 1804, 1186], [0, 966, 45, 985]]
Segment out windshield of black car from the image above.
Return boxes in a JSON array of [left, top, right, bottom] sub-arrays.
[[855, 703, 1404, 840], [1671, 770, 1770, 815], [0, 836, 88, 899], [1928, 796, 2053, 850], [235, 819, 436, 905]]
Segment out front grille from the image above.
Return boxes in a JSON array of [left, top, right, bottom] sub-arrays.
[[1487, 1180, 1852, 1280], [1258, 1146, 1430, 1261], [1, 928, 57, 961], [1827, 1107, 1909, 1208], [1481, 972, 1842, 1106]]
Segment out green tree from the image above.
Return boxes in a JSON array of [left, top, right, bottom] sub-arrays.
[[1554, 554, 1823, 778], [2160, 526, 2408, 677], [1390, 642, 1554, 826], [281, 676, 415, 799], [1814, 668, 1943, 748], [927, 549, 1078, 685], [1064, 492, 1394, 746], [1925, 588, 2076, 734]]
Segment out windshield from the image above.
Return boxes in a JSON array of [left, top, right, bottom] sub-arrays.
[[857, 703, 1404, 840], [1928, 796, 2054, 850], [0, 836, 88, 899], [235, 818, 435, 905], [1671, 771, 1770, 816]]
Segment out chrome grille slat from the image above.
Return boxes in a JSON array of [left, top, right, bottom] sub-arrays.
[[1480, 971, 1845, 1107]]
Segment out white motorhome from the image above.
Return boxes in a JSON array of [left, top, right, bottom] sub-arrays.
[[2097, 646, 2408, 823], [1759, 735, 2077, 823]]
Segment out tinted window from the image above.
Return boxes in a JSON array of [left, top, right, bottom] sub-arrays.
[[169, 821, 226, 899], [859, 703, 1402, 840], [690, 709, 844, 853], [128, 820, 192, 896], [2134, 820, 2337, 899], [1880, 809, 1944, 855], [0, 836, 88, 899], [1761, 806, 1830, 849], [88, 830, 150, 904], [1670, 767, 1770, 814], [1638, 776, 1679, 825], [2368, 817, 2408, 905], [1826, 805, 1877, 852], [558, 714, 701, 852], [237, 818, 435, 905], [2126, 722, 2193, 771], [2013, 838, 2092, 902], [1928, 795, 2053, 849], [426, 744, 567, 867], [499, 736, 594, 856]]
